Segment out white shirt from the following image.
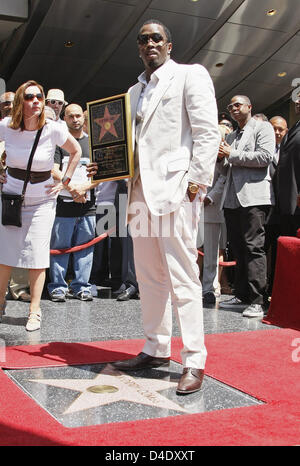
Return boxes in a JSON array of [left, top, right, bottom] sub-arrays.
[[55, 118, 68, 129], [0, 117, 68, 197], [136, 70, 158, 123], [94, 181, 118, 205], [134, 68, 159, 180], [273, 144, 280, 165]]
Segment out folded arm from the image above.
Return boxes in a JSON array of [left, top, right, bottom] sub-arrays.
[[225, 123, 275, 168]]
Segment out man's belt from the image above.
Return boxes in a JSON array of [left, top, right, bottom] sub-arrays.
[[7, 167, 52, 184]]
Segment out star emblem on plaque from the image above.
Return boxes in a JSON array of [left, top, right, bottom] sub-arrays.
[[94, 106, 121, 141], [87, 93, 134, 182]]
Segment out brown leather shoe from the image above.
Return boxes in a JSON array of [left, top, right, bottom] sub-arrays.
[[176, 368, 204, 394], [112, 352, 170, 371]]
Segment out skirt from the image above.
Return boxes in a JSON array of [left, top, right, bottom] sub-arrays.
[[0, 195, 56, 269]]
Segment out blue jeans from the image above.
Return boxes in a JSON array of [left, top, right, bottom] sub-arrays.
[[48, 215, 96, 295]]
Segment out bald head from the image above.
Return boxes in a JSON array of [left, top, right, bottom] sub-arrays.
[[64, 103, 82, 114], [270, 116, 288, 145], [270, 116, 287, 127], [64, 104, 84, 136]]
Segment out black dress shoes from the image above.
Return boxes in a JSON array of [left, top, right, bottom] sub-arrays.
[[111, 283, 126, 297], [112, 352, 170, 371], [116, 285, 139, 301], [203, 292, 216, 306], [176, 368, 204, 394]]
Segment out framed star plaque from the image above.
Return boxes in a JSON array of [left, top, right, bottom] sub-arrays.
[[87, 93, 134, 182]]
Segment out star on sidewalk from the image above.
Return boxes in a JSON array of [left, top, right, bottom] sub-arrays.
[[94, 106, 120, 141], [28, 364, 188, 414]]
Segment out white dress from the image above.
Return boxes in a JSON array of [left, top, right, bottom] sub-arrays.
[[0, 118, 68, 268]]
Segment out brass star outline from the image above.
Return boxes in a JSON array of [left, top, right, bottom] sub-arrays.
[[28, 364, 188, 414]]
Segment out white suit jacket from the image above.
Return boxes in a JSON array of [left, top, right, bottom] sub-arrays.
[[127, 59, 220, 216]]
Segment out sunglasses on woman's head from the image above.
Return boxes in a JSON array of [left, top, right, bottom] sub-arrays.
[[24, 93, 44, 102]]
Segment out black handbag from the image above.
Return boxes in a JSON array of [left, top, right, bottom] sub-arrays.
[[1, 192, 23, 227], [1, 127, 43, 227]]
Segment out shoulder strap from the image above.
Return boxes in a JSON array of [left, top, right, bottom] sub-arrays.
[[22, 126, 44, 198]]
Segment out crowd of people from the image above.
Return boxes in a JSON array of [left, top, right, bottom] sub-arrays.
[[0, 19, 299, 395], [200, 99, 300, 318]]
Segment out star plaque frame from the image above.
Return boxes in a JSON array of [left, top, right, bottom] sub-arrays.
[[87, 93, 134, 182]]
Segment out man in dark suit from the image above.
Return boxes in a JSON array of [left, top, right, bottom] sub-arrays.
[[265, 116, 288, 295], [275, 93, 300, 237]]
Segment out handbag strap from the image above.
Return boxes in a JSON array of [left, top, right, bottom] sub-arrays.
[[21, 126, 44, 198]]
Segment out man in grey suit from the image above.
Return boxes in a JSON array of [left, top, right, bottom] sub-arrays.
[[218, 95, 275, 318]]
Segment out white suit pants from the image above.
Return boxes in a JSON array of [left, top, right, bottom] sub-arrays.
[[128, 178, 207, 369]]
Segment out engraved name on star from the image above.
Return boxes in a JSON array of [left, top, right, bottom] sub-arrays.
[[94, 106, 120, 141], [28, 364, 188, 414]]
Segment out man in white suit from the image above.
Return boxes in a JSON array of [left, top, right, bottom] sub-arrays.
[[113, 20, 220, 394]]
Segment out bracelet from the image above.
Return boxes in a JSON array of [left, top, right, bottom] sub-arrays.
[[62, 175, 71, 186]]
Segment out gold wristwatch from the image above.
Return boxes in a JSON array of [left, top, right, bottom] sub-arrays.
[[188, 183, 200, 194]]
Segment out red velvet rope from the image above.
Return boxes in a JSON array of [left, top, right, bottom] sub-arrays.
[[50, 227, 116, 255], [198, 249, 236, 267], [49, 227, 236, 266]]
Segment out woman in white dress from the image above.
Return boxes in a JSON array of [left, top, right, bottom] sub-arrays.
[[0, 80, 81, 331]]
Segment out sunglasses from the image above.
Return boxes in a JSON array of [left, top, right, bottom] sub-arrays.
[[47, 99, 64, 106], [137, 33, 165, 45], [0, 101, 14, 106], [220, 122, 233, 128], [227, 102, 247, 112], [24, 93, 44, 102]]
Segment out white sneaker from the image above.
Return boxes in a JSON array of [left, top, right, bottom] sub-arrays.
[[242, 304, 264, 318], [219, 296, 247, 309], [91, 284, 98, 297], [76, 290, 93, 301], [26, 309, 41, 331], [215, 284, 221, 297], [50, 289, 66, 302]]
